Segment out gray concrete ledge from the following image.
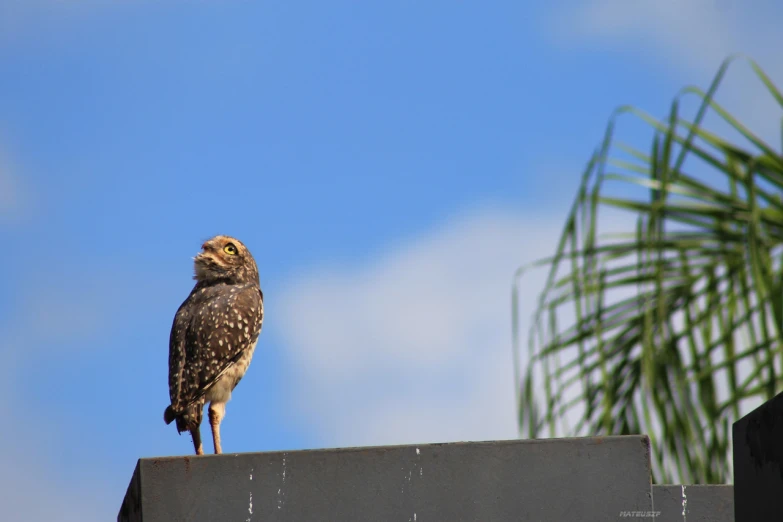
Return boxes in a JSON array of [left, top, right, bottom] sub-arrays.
[[119, 436, 654, 522], [653, 485, 733, 522]]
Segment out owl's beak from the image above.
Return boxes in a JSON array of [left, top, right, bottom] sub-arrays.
[[194, 250, 207, 260]]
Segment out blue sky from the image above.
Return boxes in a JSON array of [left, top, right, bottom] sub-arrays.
[[1, 0, 782, 519]]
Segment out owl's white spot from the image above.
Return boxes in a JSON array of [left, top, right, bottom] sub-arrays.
[[219, 340, 224, 346]]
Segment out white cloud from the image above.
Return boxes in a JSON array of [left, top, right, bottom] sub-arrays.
[[552, 0, 783, 146], [560, 0, 739, 69], [276, 187, 763, 469], [0, 0, 198, 46], [277, 204, 581, 448], [0, 281, 121, 521]]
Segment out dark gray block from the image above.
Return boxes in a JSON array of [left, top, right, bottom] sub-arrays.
[[653, 485, 733, 522], [733, 391, 783, 522], [118, 436, 654, 522]]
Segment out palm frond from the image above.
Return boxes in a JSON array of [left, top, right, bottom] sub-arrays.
[[512, 56, 783, 484]]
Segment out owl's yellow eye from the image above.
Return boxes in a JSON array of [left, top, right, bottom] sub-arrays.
[[223, 243, 238, 255]]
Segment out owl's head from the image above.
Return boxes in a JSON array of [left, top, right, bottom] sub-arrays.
[[193, 235, 260, 285]]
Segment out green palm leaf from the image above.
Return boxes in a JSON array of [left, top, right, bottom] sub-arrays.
[[512, 55, 783, 484]]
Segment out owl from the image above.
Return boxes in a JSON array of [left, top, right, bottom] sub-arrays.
[[163, 235, 264, 455]]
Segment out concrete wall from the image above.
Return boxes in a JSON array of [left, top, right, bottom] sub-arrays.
[[119, 436, 656, 522], [118, 435, 740, 521], [653, 485, 733, 522]]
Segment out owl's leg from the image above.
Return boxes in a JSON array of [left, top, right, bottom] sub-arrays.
[[190, 427, 204, 456], [180, 403, 205, 455], [208, 402, 226, 455]]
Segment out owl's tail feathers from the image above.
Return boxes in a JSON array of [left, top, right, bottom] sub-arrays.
[[163, 405, 177, 425], [164, 405, 197, 434]]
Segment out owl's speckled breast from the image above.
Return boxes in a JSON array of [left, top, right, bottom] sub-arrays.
[[204, 339, 258, 404]]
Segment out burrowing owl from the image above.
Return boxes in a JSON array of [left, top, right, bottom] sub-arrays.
[[163, 235, 264, 455]]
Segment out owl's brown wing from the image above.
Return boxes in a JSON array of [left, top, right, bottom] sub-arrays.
[[167, 282, 264, 414]]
